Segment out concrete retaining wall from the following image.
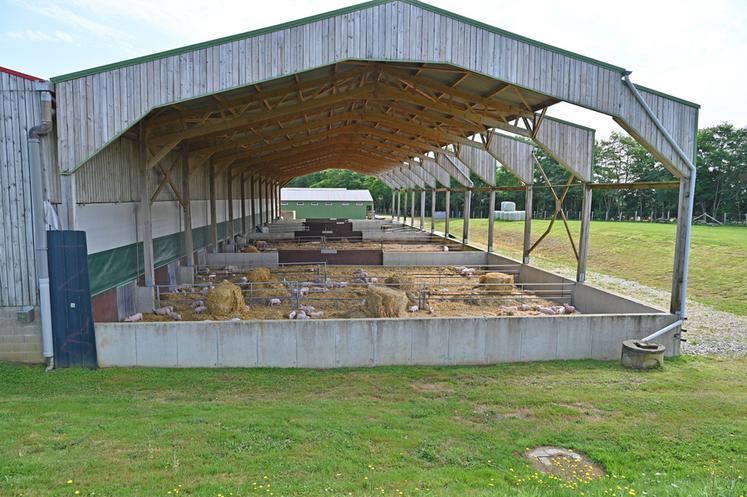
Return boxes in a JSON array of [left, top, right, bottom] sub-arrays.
[[95, 312, 680, 368], [205, 252, 279, 267], [485, 252, 663, 315], [383, 251, 489, 266], [0, 307, 43, 363], [572, 283, 662, 314]]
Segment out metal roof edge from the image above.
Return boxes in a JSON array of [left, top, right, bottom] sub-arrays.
[[51, 0, 627, 84], [0, 66, 46, 82], [542, 115, 597, 134], [634, 83, 700, 109]]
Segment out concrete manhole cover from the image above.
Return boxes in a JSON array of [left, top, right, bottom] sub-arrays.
[[526, 446, 605, 482]]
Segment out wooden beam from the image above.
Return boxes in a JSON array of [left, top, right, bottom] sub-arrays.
[[382, 67, 533, 118], [148, 64, 373, 129], [148, 86, 376, 146]]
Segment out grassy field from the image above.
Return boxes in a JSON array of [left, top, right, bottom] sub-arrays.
[[1, 359, 745, 497], [423, 218, 747, 315]]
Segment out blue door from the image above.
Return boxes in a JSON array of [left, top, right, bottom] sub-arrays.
[[47, 230, 97, 368]]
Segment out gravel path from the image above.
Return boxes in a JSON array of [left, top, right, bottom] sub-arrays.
[[546, 266, 747, 357]]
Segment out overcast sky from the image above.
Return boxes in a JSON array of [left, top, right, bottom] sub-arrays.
[[2, 0, 745, 137]]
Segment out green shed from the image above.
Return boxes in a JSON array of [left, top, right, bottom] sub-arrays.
[[281, 188, 374, 219]]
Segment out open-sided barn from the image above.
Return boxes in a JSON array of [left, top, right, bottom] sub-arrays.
[[0, 0, 698, 368]]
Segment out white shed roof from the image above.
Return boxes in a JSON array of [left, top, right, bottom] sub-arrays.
[[281, 188, 373, 202]]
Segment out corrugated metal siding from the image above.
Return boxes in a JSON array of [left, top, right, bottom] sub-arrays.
[[53, 0, 696, 178], [0, 72, 39, 306]]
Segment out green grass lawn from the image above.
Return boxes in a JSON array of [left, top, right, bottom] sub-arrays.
[[423, 217, 747, 315], [1, 359, 745, 497]]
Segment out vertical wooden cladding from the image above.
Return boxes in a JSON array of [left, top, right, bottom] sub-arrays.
[[0, 72, 44, 306], [73, 135, 250, 203], [397, 165, 425, 188], [617, 85, 698, 178], [53, 0, 696, 180], [405, 162, 436, 188], [419, 158, 450, 187], [485, 132, 533, 184], [457, 142, 497, 185], [534, 116, 594, 182]]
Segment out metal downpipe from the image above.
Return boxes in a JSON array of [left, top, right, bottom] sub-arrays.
[[623, 73, 697, 341], [28, 89, 54, 370]]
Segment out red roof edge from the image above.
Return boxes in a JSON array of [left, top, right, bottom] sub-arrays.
[[0, 66, 46, 82]]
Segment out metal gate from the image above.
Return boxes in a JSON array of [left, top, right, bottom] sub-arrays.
[[47, 230, 97, 368]]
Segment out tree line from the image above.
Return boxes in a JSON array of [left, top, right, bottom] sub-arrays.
[[287, 123, 747, 224]]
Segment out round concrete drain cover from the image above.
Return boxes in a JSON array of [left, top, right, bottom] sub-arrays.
[[526, 446, 604, 482]]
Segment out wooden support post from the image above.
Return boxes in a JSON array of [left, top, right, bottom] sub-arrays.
[[267, 181, 272, 222], [269, 182, 274, 221], [181, 152, 194, 266], [268, 182, 272, 221], [670, 177, 691, 315], [462, 190, 471, 244], [444, 190, 451, 237], [275, 183, 280, 219], [410, 190, 416, 227], [257, 178, 264, 225], [227, 167, 234, 243], [140, 127, 155, 287], [391, 191, 395, 218], [249, 175, 256, 229], [209, 161, 218, 253], [430, 190, 436, 233], [59, 174, 77, 230], [276, 183, 281, 218], [419, 190, 425, 230], [397, 191, 401, 222], [523, 186, 533, 264], [265, 180, 270, 225], [577, 183, 592, 282], [403, 191, 408, 225], [240, 172, 246, 235], [487, 189, 495, 253]]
